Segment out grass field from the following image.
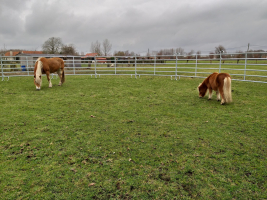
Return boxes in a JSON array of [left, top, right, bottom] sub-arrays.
[[0, 75, 267, 199]]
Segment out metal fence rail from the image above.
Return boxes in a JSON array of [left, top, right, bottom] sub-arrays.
[[1, 52, 267, 83]]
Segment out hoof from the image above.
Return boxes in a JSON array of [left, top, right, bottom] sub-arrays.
[[208, 98, 211, 100], [221, 102, 225, 105], [217, 99, 220, 101]]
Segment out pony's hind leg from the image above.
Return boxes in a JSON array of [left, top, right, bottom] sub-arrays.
[[46, 72, 52, 87], [219, 88, 225, 105], [57, 69, 62, 86]]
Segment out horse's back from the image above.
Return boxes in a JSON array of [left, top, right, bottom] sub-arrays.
[[216, 73, 231, 84], [47, 58, 64, 72], [206, 72, 230, 89], [205, 72, 218, 87]]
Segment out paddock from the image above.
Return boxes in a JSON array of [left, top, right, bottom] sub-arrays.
[[1, 75, 266, 199], [1, 52, 267, 83]]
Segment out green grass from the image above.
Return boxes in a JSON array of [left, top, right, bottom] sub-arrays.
[[0, 76, 267, 199]]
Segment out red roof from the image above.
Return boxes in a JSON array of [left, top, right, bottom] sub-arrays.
[[82, 53, 98, 58], [5, 50, 43, 56], [5, 51, 20, 56], [21, 51, 43, 54], [82, 53, 107, 63]]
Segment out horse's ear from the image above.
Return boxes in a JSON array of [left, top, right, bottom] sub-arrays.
[[198, 83, 201, 88], [34, 75, 35, 78]]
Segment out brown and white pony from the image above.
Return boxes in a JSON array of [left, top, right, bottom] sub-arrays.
[[34, 57, 65, 90], [198, 72, 232, 105]]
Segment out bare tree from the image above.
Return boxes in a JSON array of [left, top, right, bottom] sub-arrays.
[[215, 45, 226, 58], [114, 51, 125, 56], [253, 50, 264, 64], [125, 50, 131, 56], [61, 44, 78, 55], [186, 50, 195, 63], [42, 37, 63, 54], [209, 52, 214, 63], [90, 40, 102, 56], [129, 51, 136, 56], [175, 47, 185, 56], [102, 39, 112, 56], [235, 50, 244, 64], [196, 50, 201, 59], [114, 50, 136, 57], [215, 45, 226, 54]]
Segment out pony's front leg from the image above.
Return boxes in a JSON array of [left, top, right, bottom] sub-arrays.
[[216, 91, 220, 101], [208, 89, 213, 100], [46, 72, 52, 88]]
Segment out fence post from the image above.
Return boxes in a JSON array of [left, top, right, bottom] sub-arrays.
[[175, 54, 178, 80], [73, 56, 75, 75], [26, 57, 29, 76], [115, 57, 117, 75], [244, 52, 247, 80], [94, 56, 97, 78], [219, 52, 222, 73], [1, 56, 3, 81], [154, 56, 156, 76], [135, 56, 137, 78], [195, 54, 198, 77]]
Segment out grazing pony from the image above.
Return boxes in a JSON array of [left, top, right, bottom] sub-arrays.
[[198, 72, 232, 105], [34, 57, 65, 90]]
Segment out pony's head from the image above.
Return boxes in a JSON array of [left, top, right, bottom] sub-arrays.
[[34, 59, 43, 90], [198, 83, 207, 98]]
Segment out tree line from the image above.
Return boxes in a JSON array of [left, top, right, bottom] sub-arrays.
[[41, 37, 113, 56], [41, 37, 228, 57], [4, 37, 266, 58]]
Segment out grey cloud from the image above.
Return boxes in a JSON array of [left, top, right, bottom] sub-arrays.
[[1, 0, 267, 54]]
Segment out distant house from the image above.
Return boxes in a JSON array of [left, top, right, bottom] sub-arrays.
[[82, 53, 107, 63], [4, 50, 43, 61]]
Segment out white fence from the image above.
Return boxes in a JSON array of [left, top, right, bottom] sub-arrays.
[[1, 52, 267, 83]]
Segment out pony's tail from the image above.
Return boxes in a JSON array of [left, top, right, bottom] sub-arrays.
[[62, 70, 65, 83], [61, 60, 65, 84], [223, 77, 232, 103]]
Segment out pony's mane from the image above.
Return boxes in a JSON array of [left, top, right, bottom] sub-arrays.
[[197, 83, 202, 92], [36, 58, 43, 75], [35, 58, 44, 85]]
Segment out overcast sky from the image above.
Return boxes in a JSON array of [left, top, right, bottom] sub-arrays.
[[1, 0, 267, 55]]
